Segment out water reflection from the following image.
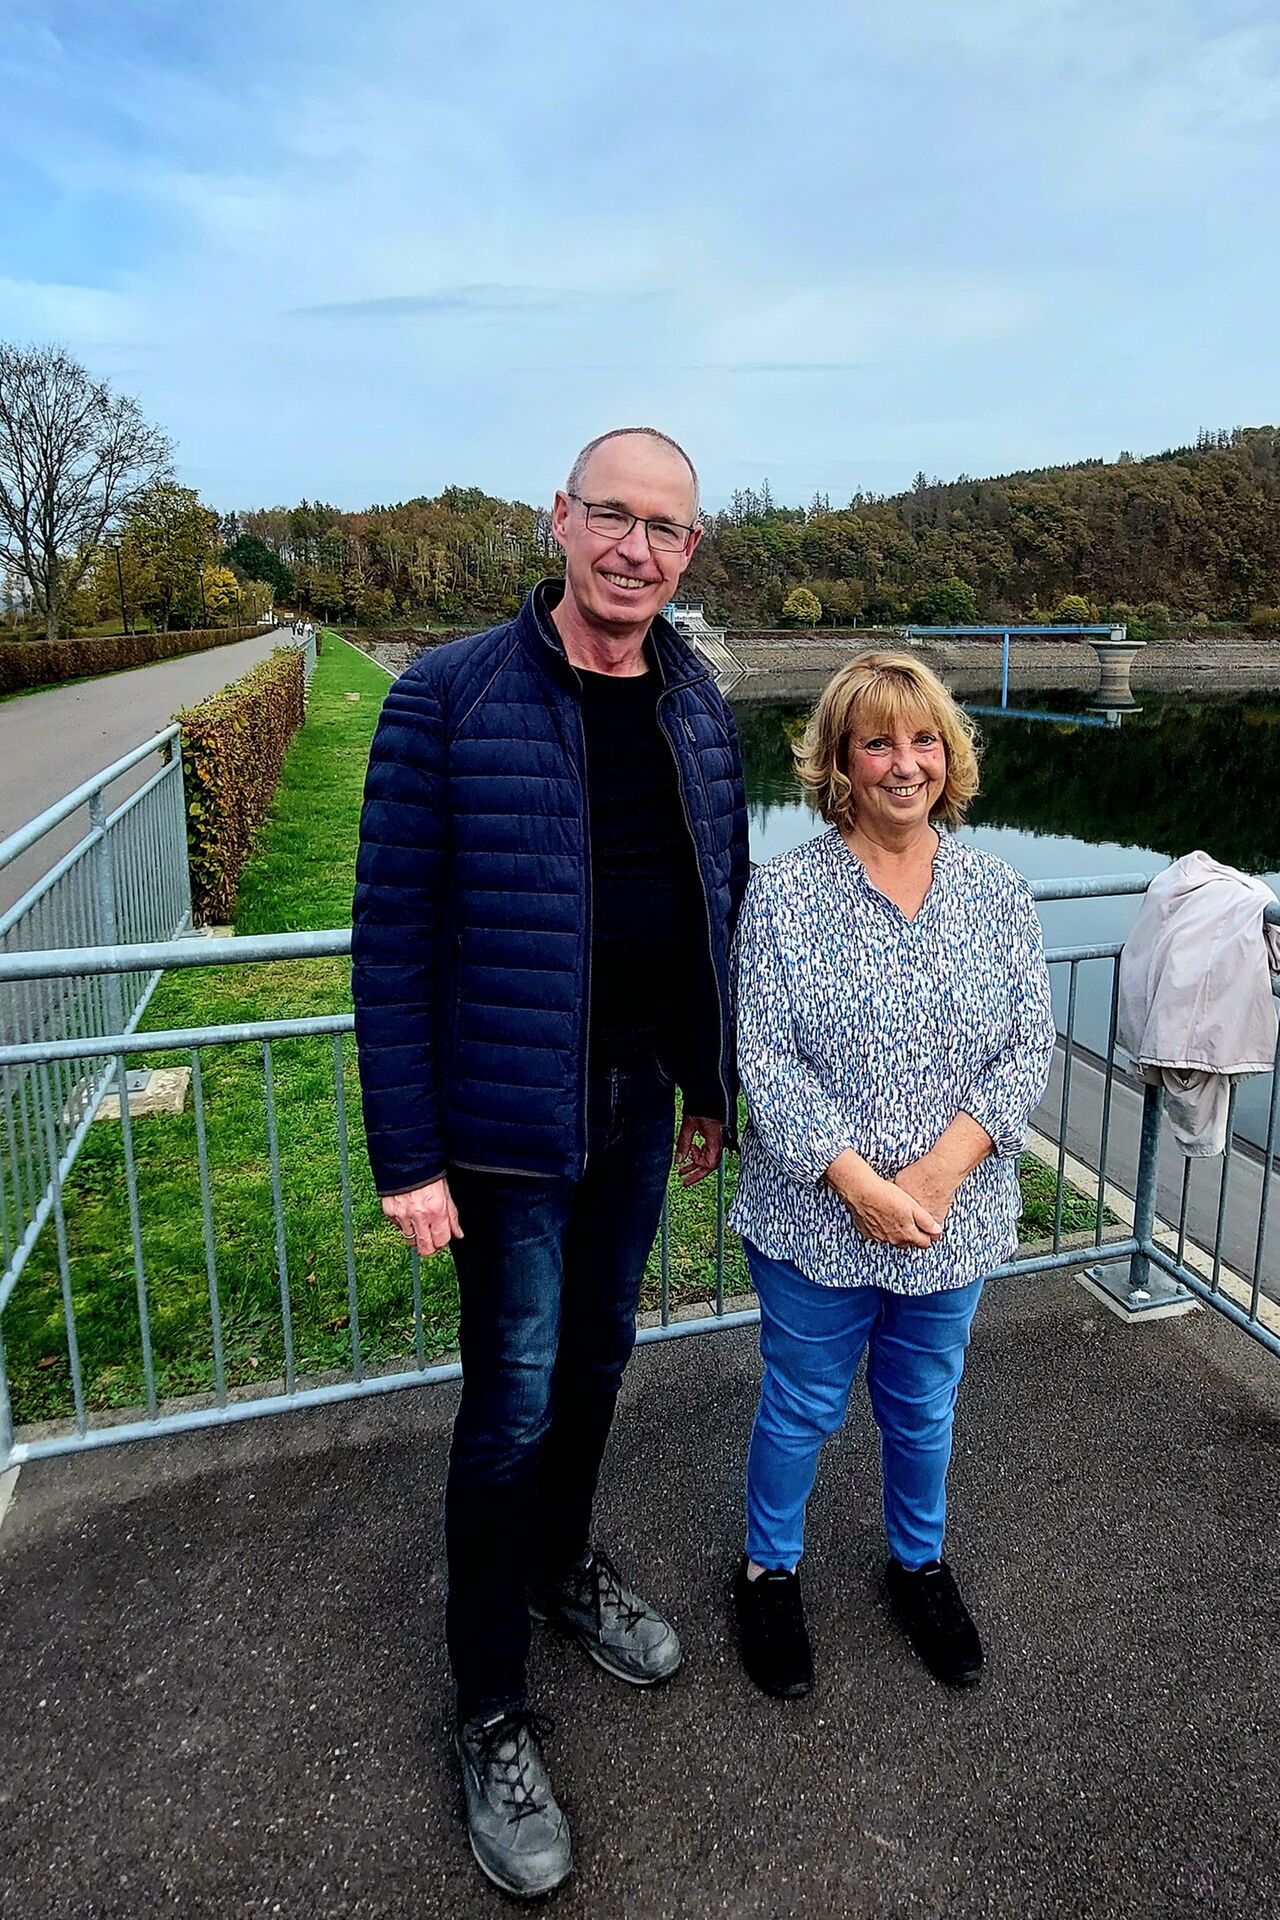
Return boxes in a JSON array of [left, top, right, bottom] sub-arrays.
[[963, 702, 1130, 729]]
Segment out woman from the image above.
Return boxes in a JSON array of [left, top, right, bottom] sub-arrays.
[[730, 652, 1054, 1697]]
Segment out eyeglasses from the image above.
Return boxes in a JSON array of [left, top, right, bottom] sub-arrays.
[[567, 492, 695, 554]]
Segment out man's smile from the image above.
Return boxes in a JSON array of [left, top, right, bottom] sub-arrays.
[[600, 570, 654, 591]]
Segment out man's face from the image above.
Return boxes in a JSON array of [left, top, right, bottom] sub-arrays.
[[551, 435, 702, 633]]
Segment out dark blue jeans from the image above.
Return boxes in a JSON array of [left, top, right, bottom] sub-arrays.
[[444, 1056, 676, 1721]]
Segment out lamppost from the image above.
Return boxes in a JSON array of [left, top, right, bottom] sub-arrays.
[[114, 545, 131, 635]]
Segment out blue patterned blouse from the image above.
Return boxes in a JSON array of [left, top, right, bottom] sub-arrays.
[[730, 827, 1056, 1293]]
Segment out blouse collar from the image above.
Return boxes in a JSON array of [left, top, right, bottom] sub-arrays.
[[823, 822, 955, 873], [822, 823, 957, 917]]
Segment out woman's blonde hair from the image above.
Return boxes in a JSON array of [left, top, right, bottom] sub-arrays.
[[793, 651, 980, 831]]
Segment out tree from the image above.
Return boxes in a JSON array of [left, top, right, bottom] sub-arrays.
[[223, 532, 295, 602], [122, 482, 217, 628], [1132, 601, 1172, 640], [83, 536, 154, 631], [781, 586, 822, 627], [0, 342, 171, 638], [809, 578, 863, 626], [910, 578, 979, 624], [1051, 593, 1094, 623], [201, 565, 242, 621]]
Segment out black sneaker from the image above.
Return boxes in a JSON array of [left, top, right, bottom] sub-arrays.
[[886, 1557, 984, 1687], [454, 1709, 572, 1899], [530, 1546, 682, 1686], [732, 1555, 814, 1698]]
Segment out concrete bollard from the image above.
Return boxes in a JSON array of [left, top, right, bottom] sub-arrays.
[[1088, 629, 1145, 710]]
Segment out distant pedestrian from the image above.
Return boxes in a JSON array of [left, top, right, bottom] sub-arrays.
[[730, 652, 1054, 1700], [352, 427, 748, 1898]]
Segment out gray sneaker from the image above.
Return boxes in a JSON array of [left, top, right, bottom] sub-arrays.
[[531, 1546, 683, 1686], [455, 1709, 572, 1899]]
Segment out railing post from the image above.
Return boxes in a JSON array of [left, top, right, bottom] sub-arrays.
[[1126, 1079, 1165, 1299], [166, 740, 194, 932], [0, 1322, 14, 1471], [1083, 1073, 1190, 1319], [88, 789, 126, 1036]]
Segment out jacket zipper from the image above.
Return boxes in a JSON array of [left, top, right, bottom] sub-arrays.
[[575, 689, 593, 1174], [657, 692, 729, 1124], [533, 590, 708, 1174]]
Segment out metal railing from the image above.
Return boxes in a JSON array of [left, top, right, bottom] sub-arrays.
[[290, 627, 317, 688], [0, 730, 192, 1313], [0, 633, 320, 1310], [0, 872, 1278, 1470]]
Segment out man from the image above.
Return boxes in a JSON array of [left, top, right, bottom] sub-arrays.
[[352, 427, 749, 1898]]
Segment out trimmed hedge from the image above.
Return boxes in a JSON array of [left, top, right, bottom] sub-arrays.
[[0, 623, 270, 696], [178, 646, 307, 924]]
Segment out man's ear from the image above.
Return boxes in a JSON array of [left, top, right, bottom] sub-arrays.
[[550, 489, 571, 552], [679, 521, 705, 568]]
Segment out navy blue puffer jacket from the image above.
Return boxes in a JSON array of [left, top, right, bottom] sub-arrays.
[[352, 582, 750, 1193]]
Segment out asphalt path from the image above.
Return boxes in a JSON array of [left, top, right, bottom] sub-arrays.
[[3, 1277, 1279, 1917], [0, 631, 286, 920]]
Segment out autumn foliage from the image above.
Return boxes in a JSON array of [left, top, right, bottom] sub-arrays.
[[177, 646, 307, 924], [233, 428, 1280, 630]]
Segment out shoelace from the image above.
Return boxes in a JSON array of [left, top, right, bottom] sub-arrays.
[[589, 1549, 648, 1635], [473, 1710, 556, 1825]]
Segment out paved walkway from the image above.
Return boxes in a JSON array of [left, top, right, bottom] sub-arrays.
[[0, 631, 286, 918], [2, 1272, 1278, 1918]]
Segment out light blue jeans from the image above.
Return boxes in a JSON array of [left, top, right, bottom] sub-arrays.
[[743, 1241, 984, 1572]]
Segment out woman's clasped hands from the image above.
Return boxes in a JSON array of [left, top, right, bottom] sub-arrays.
[[824, 1147, 949, 1249]]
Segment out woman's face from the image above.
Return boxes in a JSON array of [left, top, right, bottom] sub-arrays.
[[844, 707, 948, 837]]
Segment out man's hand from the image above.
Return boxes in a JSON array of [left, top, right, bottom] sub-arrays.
[[380, 1176, 463, 1257], [676, 1114, 724, 1186], [825, 1149, 942, 1249]]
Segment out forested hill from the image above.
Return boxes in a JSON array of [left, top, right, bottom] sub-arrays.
[[231, 428, 1280, 633], [680, 427, 1280, 629]]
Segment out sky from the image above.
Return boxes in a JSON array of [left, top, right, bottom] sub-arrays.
[[3, 1, 1279, 514]]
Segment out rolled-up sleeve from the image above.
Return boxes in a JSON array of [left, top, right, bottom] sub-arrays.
[[960, 879, 1056, 1158], [733, 879, 859, 1185]]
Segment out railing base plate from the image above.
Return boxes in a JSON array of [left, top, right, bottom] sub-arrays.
[[95, 1065, 191, 1121], [1078, 1262, 1196, 1323]]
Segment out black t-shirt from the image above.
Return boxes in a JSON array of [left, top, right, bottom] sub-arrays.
[[578, 662, 713, 1084]]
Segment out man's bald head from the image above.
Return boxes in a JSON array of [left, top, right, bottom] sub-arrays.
[[551, 426, 704, 647], [566, 427, 700, 522]]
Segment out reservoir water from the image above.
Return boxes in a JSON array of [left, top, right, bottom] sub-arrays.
[[731, 681, 1280, 1150]]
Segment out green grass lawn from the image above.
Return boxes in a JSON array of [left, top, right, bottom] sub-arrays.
[[3, 635, 1110, 1426]]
